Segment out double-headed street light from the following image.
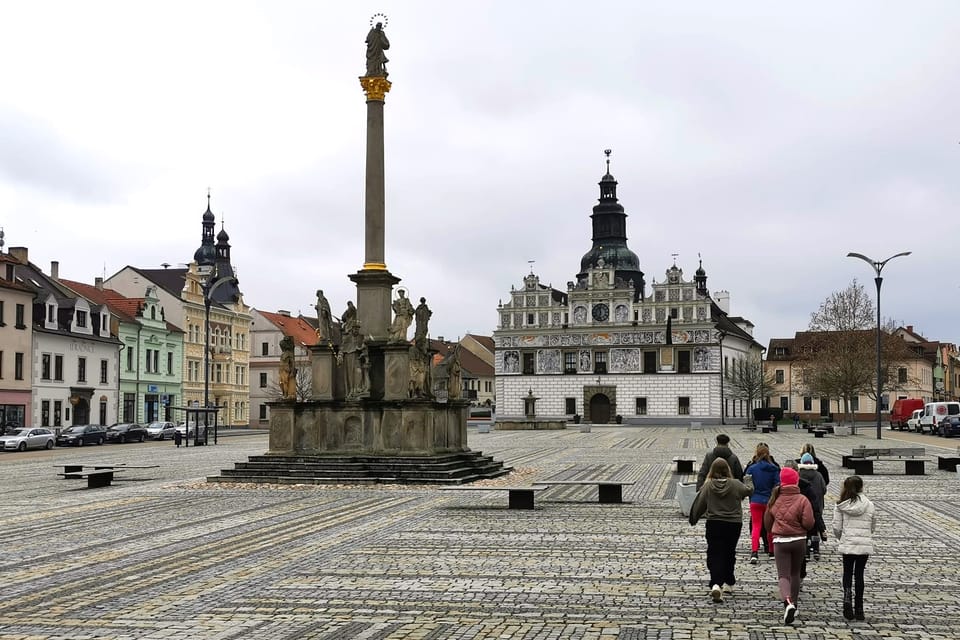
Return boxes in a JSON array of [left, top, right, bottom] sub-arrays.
[[198, 263, 237, 446], [846, 251, 912, 440]]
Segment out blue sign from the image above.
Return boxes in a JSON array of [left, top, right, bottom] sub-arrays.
[[147, 385, 158, 393]]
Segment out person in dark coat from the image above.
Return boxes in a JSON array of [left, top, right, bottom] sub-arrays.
[[696, 434, 744, 489]]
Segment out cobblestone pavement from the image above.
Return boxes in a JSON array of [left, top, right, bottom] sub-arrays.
[[1, 426, 959, 639]]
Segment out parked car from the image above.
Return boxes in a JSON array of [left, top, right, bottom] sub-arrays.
[[0, 427, 55, 451], [918, 402, 960, 435], [145, 421, 177, 440], [1, 420, 23, 436], [939, 415, 960, 438], [56, 425, 107, 447], [890, 398, 926, 430], [175, 422, 196, 438], [906, 409, 924, 433], [105, 423, 147, 444]]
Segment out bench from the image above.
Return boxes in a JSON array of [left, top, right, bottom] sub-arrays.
[[937, 456, 960, 472], [533, 479, 628, 504], [58, 469, 118, 488], [844, 447, 928, 475], [672, 457, 696, 474], [58, 464, 160, 473], [813, 429, 828, 439], [439, 485, 547, 510]]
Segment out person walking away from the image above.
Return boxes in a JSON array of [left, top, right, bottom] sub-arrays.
[[744, 443, 779, 564], [793, 413, 801, 429], [689, 458, 754, 603], [798, 453, 827, 559], [765, 466, 814, 625], [833, 476, 876, 621], [798, 443, 830, 486], [174, 429, 183, 448], [696, 434, 745, 489]]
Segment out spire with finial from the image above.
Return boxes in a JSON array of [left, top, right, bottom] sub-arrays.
[[194, 191, 217, 268], [695, 252, 708, 295]]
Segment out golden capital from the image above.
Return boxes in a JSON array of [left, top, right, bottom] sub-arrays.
[[360, 76, 392, 101], [362, 262, 388, 271]]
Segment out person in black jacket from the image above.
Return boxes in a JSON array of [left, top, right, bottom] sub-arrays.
[[697, 434, 745, 489], [797, 443, 830, 486]]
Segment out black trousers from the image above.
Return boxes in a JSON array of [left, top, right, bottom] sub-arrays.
[[842, 554, 869, 600], [705, 520, 742, 587]]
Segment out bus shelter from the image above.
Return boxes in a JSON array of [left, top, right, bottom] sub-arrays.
[[170, 406, 222, 446]]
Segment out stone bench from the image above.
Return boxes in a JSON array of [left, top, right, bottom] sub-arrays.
[[439, 485, 547, 510], [672, 457, 696, 474], [58, 469, 120, 488], [844, 447, 928, 475], [533, 479, 629, 504], [937, 456, 960, 472]]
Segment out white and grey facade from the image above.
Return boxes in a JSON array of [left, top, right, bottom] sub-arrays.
[[493, 162, 761, 424]]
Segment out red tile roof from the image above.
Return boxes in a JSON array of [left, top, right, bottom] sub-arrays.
[[259, 310, 319, 348], [60, 278, 140, 323]]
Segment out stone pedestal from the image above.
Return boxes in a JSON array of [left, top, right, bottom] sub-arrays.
[[349, 269, 400, 343], [382, 343, 411, 400], [310, 344, 337, 401]]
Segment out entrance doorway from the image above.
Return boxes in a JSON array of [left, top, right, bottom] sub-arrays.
[[73, 399, 90, 425], [590, 393, 612, 424]]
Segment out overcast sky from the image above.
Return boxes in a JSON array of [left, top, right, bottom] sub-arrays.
[[2, 2, 958, 349]]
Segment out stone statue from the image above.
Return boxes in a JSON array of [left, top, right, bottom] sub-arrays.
[[279, 336, 297, 400], [314, 289, 332, 341], [388, 289, 414, 342], [414, 297, 431, 346], [446, 348, 462, 400], [408, 340, 432, 399], [341, 300, 357, 333], [365, 22, 390, 77], [342, 320, 365, 398]]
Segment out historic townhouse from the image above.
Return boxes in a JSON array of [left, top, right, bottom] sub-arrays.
[[5, 249, 120, 429], [61, 278, 184, 424], [106, 198, 251, 427], [493, 158, 762, 424], [249, 310, 318, 425], [0, 252, 35, 427]]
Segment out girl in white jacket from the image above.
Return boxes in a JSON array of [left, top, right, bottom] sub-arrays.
[[833, 475, 876, 621]]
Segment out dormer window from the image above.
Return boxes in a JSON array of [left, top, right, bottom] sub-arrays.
[[775, 347, 786, 357], [47, 304, 56, 323], [75, 310, 87, 328]]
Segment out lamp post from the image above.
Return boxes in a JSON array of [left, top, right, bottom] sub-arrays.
[[846, 251, 911, 440], [199, 266, 237, 446], [718, 330, 727, 425]]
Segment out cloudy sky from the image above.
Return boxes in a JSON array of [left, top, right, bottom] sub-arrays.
[[2, 2, 957, 348]]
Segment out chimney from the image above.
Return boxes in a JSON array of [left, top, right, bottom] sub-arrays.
[[907, 325, 913, 333], [278, 309, 291, 317], [437, 336, 444, 343], [95, 277, 103, 290], [714, 290, 731, 314], [50, 260, 59, 280], [8, 246, 27, 264]]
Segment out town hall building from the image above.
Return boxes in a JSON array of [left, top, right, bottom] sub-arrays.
[[493, 156, 762, 424]]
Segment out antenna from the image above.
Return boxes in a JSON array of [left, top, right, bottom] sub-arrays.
[[528, 259, 535, 274]]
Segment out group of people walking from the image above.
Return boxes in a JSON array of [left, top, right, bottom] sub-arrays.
[[688, 433, 876, 625]]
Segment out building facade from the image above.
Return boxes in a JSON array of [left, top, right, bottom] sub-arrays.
[[0, 253, 35, 427], [493, 160, 761, 424]]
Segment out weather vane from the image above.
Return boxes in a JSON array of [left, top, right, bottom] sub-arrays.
[[528, 259, 535, 274], [604, 148, 612, 173]]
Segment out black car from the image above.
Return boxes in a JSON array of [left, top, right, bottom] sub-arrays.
[[56, 425, 107, 447], [938, 416, 960, 438], [105, 423, 147, 444]]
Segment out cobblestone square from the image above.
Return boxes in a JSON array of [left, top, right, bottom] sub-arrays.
[[1, 427, 957, 639]]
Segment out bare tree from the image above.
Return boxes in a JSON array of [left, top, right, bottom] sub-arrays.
[[725, 355, 777, 427], [808, 278, 873, 332]]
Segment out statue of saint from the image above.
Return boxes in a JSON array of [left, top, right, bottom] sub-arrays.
[[314, 289, 332, 340], [279, 336, 297, 400], [365, 22, 390, 77], [342, 320, 364, 398], [388, 289, 414, 342], [341, 300, 358, 333], [414, 297, 432, 345], [446, 349, 462, 400]]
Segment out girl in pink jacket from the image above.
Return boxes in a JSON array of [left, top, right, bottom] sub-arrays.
[[764, 466, 814, 625]]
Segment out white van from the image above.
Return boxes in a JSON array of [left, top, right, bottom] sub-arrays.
[[917, 402, 960, 434], [906, 409, 924, 432]]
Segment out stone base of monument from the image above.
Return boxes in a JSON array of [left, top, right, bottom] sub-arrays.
[[207, 399, 511, 485]]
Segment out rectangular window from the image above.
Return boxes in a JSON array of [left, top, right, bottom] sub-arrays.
[[851, 397, 860, 412], [522, 352, 535, 375], [152, 350, 159, 373], [670, 307, 678, 319], [100, 359, 108, 384], [99, 400, 107, 425], [677, 350, 691, 374], [898, 367, 908, 384], [41, 354, 51, 380], [643, 351, 657, 374], [803, 396, 812, 411], [636, 397, 647, 415], [15, 303, 26, 328], [780, 396, 789, 410], [76, 310, 87, 328], [261, 342, 269, 356], [259, 404, 268, 420], [123, 393, 136, 422], [564, 397, 576, 414], [564, 351, 577, 374], [54, 355, 63, 381], [594, 351, 607, 374], [776, 369, 785, 384], [678, 396, 690, 415], [167, 352, 173, 375], [48, 304, 56, 323], [0, 300, 4, 325], [53, 400, 62, 427], [0, 350, 3, 378], [215, 363, 222, 383], [14, 352, 24, 379], [259, 372, 268, 388], [77, 357, 86, 382], [127, 347, 134, 371], [41, 400, 50, 426]]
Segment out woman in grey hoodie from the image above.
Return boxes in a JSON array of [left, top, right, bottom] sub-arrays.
[[833, 475, 876, 621], [689, 457, 754, 603]]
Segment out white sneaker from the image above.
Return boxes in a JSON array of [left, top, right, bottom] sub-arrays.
[[783, 601, 796, 624], [711, 584, 724, 602], [722, 583, 734, 594]]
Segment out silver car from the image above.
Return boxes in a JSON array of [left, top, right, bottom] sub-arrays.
[[0, 427, 56, 452], [145, 421, 177, 440]]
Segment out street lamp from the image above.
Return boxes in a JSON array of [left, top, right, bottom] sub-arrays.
[[846, 251, 912, 440], [718, 330, 727, 425], [198, 264, 237, 446]]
